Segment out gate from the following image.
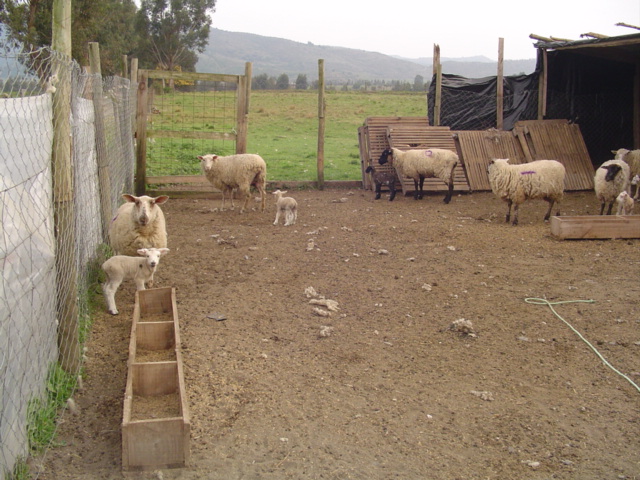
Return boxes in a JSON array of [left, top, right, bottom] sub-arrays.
[[135, 63, 252, 194]]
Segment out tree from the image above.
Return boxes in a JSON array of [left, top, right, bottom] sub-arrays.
[[0, 0, 138, 75], [276, 73, 289, 90], [295, 74, 308, 90], [413, 75, 425, 92], [134, 0, 216, 72]]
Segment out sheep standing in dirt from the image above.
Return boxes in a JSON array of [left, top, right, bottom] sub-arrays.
[[378, 147, 458, 203], [616, 191, 634, 215], [487, 158, 565, 226], [365, 165, 398, 201], [611, 148, 640, 199], [101, 248, 169, 315], [198, 153, 267, 213], [594, 159, 630, 215], [108, 194, 169, 256], [272, 189, 298, 226]]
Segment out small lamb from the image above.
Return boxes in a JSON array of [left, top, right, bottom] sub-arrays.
[[101, 248, 169, 315], [616, 191, 634, 215], [272, 189, 298, 226]]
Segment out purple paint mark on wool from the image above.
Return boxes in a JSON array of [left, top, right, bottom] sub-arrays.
[[424, 150, 433, 157], [520, 171, 536, 175]]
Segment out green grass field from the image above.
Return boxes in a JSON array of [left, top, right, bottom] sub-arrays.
[[146, 89, 427, 181]]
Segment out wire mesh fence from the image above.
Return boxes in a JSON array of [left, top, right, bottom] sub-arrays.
[[0, 45, 135, 479]]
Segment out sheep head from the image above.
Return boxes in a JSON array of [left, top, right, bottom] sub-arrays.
[[602, 164, 623, 182], [198, 154, 219, 171], [122, 194, 169, 226], [137, 247, 170, 269], [378, 149, 393, 165]]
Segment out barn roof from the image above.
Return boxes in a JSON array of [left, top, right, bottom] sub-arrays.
[[530, 25, 640, 64]]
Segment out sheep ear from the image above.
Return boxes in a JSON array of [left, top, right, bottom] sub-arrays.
[[197, 155, 204, 160], [154, 195, 169, 205], [122, 194, 136, 203], [137, 248, 148, 256], [159, 248, 170, 255], [281, 191, 287, 194]]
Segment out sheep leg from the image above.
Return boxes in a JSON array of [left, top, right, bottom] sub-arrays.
[[543, 200, 555, 222], [443, 181, 453, 204], [599, 202, 606, 215], [102, 279, 122, 315], [606, 202, 614, 215], [374, 181, 382, 200], [238, 186, 251, 213], [389, 181, 396, 201], [417, 176, 425, 199], [274, 208, 281, 225], [505, 200, 513, 223], [511, 204, 519, 226]]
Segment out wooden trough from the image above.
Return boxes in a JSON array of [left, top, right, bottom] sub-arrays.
[[551, 215, 640, 240], [122, 287, 190, 471]]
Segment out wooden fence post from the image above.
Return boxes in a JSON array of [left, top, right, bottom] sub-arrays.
[[236, 62, 251, 154], [497, 38, 504, 130], [89, 42, 112, 238], [51, 0, 80, 374], [135, 71, 149, 195], [317, 59, 325, 189]]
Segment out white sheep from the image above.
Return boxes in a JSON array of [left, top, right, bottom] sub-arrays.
[[108, 194, 169, 256], [378, 147, 458, 203], [198, 153, 267, 213], [611, 148, 640, 199], [272, 189, 298, 226], [594, 159, 630, 215], [101, 248, 169, 315], [616, 191, 634, 215], [487, 158, 566, 226]]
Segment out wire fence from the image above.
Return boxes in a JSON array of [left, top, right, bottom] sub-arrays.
[[0, 45, 135, 479]]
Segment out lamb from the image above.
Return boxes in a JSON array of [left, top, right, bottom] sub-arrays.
[[198, 153, 267, 213], [272, 189, 298, 226], [101, 248, 169, 315], [487, 158, 566, 226], [378, 147, 458, 203], [594, 159, 630, 215], [365, 165, 398, 201], [108, 194, 169, 256], [611, 148, 640, 199], [616, 191, 634, 215]]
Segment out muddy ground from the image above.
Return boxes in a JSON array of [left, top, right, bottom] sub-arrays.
[[37, 188, 640, 480]]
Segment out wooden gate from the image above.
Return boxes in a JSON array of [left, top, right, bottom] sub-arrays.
[[135, 63, 252, 195]]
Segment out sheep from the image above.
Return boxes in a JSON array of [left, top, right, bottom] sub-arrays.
[[365, 165, 398, 201], [487, 158, 566, 226], [616, 190, 634, 215], [197, 153, 267, 213], [272, 189, 298, 226], [101, 248, 169, 315], [378, 147, 458, 203], [611, 148, 640, 199], [594, 159, 630, 215], [108, 194, 169, 256]]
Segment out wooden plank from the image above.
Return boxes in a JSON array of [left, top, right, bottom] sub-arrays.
[[132, 362, 178, 396], [122, 418, 189, 470], [550, 215, 640, 239], [137, 322, 175, 351]]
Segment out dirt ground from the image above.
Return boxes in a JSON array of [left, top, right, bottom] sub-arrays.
[[36, 187, 640, 480]]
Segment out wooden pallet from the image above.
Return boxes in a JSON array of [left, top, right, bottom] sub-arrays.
[[386, 126, 470, 194], [122, 287, 190, 471], [551, 215, 640, 239], [454, 129, 528, 191]]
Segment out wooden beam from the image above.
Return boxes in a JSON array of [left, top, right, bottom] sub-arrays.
[[496, 38, 504, 130]]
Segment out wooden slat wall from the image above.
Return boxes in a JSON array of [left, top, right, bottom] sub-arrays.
[[454, 129, 528, 191], [387, 126, 470, 193], [359, 117, 430, 192], [513, 120, 594, 191]]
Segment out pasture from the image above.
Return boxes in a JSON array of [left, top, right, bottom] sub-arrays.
[[39, 189, 640, 479]]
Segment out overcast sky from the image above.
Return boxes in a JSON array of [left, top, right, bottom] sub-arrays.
[[210, 0, 640, 60]]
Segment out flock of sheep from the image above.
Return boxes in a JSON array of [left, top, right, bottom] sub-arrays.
[[99, 146, 639, 313]]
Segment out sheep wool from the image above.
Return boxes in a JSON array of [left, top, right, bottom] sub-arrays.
[[108, 194, 168, 256], [378, 147, 458, 203], [616, 191, 634, 215], [594, 159, 630, 215], [487, 158, 565, 225], [198, 153, 267, 213]]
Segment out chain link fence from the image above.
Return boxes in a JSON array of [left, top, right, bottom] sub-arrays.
[[0, 45, 135, 478]]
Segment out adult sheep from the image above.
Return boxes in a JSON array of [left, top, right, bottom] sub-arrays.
[[487, 158, 565, 226], [594, 159, 630, 215], [198, 153, 267, 213], [378, 147, 458, 203], [611, 148, 640, 199], [108, 194, 169, 256]]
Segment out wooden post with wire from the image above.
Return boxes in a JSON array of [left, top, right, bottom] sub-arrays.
[[317, 59, 325, 189]]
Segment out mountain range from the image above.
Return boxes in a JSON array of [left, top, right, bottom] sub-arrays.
[[196, 29, 537, 84]]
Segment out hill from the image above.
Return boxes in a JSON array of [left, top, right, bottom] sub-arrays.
[[196, 29, 536, 83]]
